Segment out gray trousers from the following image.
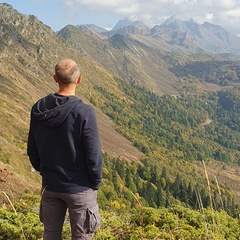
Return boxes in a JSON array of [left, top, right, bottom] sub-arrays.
[[40, 189, 101, 240]]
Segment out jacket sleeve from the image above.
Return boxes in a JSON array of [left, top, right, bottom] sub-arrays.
[[27, 116, 41, 172], [83, 108, 102, 190]]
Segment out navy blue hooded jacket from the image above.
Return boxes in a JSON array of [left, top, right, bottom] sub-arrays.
[[27, 93, 102, 193]]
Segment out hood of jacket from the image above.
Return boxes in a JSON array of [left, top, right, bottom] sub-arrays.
[[32, 93, 80, 127]]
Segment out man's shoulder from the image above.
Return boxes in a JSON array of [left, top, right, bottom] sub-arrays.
[[31, 94, 54, 107], [74, 100, 95, 115]]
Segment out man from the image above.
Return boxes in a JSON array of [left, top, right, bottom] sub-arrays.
[[27, 59, 102, 240]]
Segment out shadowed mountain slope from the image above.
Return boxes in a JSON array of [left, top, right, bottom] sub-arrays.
[[58, 25, 180, 95]]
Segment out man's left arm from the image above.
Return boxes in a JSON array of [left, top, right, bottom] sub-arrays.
[[83, 108, 102, 190]]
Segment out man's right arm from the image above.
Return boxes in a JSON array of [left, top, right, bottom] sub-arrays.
[[27, 121, 41, 172]]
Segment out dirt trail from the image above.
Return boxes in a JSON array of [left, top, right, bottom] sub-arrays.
[[202, 118, 212, 125]]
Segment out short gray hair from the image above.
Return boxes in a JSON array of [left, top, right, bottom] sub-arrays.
[[55, 59, 80, 84]]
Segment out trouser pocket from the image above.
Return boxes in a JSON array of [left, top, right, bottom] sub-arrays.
[[39, 201, 43, 222], [86, 205, 101, 233]]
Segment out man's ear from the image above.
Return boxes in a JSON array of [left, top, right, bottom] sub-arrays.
[[53, 75, 58, 82], [77, 75, 82, 84]]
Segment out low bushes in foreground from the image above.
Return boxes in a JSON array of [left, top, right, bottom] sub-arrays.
[[0, 194, 239, 240]]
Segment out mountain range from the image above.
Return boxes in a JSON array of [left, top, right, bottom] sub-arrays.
[[0, 2, 239, 206], [87, 16, 240, 56]]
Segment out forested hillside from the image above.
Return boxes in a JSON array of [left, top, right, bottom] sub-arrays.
[[93, 78, 239, 163]]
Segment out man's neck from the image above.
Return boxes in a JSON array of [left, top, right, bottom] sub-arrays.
[[57, 91, 75, 96], [57, 86, 76, 96]]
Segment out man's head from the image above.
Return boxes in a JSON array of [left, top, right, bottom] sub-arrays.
[[54, 59, 81, 85]]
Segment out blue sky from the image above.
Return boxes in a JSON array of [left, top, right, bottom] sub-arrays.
[[1, 0, 240, 36]]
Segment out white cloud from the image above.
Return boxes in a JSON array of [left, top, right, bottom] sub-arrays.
[[62, 0, 240, 35], [205, 13, 214, 21], [217, 0, 238, 9]]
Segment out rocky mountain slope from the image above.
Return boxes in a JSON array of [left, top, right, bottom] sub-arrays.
[[58, 25, 179, 95]]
